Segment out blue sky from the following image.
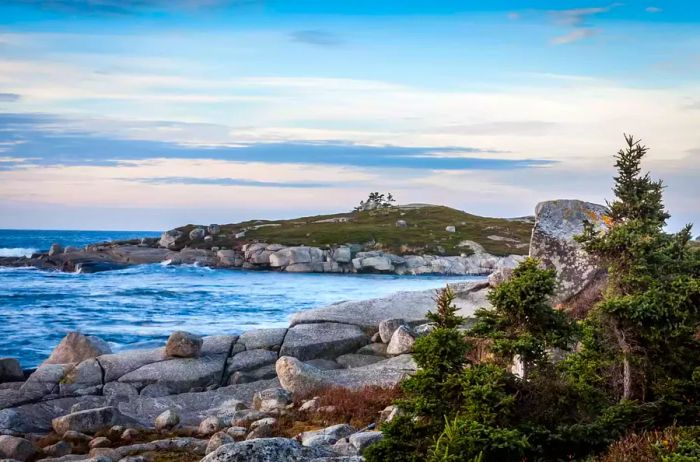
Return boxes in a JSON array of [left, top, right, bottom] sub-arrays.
[[0, 0, 698, 231]]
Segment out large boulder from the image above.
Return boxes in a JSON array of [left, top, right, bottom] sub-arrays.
[[0, 435, 36, 461], [189, 228, 207, 241], [159, 229, 187, 250], [386, 326, 415, 356], [43, 332, 112, 365], [165, 331, 203, 359], [276, 355, 415, 395], [0, 396, 107, 433], [530, 199, 608, 305], [51, 406, 130, 436], [0, 358, 23, 383], [280, 323, 369, 361], [201, 437, 332, 462]]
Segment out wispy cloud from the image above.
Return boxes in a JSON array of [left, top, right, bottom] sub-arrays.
[[126, 176, 332, 188], [551, 28, 599, 45], [645, 6, 663, 13], [0, 112, 554, 171], [551, 6, 611, 27], [0, 93, 21, 102], [550, 4, 618, 45], [290, 29, 343, 47]]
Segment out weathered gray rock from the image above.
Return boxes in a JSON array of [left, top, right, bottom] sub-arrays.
[[291, 281, 490, 331], [335, 354, 383, 369], [202, 437, 333, 462], [52, 407, 130, 436], [238, 329, 287, 352], [103, 382, 139, 405], [226, 426, 247, 439], [378, 319, 405, 343], [355, 343, 387, 356], [101, 437, 206, 461], [18, 364, 72, 399], [118, 354, 226, 394], [115, 379, 279, 427], [488, 266, 514, 288], [43, 333, 112, 365], [206, 431, 234, 455], [349, 431, 383, 454], [353, 255, 393, 272], [331, 247, 352, 263], [276, 355, 414, 395], [228, 364, 277, 385], [154, 409, 180, 431], [304, 359, 341, 370], [252, 388, 292, 413], [530, 199, 608, 305], [48, 243, 63, 256], [202, 336, 238, 355], [189, 228, 206, 241], [58, 359, 104, 396], [0, 396, 107, 433], [159, 229, 186, 250], [139, 383, 172, 398], [301, 424, 354, 447], [0, 360, 23, 384], [0, 435, 35, 461], [208, 224, 221, 235], [198, 416, 222, 436], [280, 323, 368, 361], [43, 440, 71, 458], [89, 436, 112, 449], [386, 326, 416, 356], [217, 250, 243, 267], [165, 331, 203, 358], [227, 350, 277, 375], [98, 348, 165, 383]]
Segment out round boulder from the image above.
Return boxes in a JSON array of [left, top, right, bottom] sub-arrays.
[[165, 331, 203, 358]]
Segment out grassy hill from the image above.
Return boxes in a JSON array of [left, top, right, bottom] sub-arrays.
[[177, 205, 534, 257]]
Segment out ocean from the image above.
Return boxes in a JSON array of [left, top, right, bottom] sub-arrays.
[[0, 229, 479, 369]]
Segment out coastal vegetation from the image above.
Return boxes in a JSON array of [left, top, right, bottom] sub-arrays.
[[365, 136, 700, 461], [175, 204, 532, 257]]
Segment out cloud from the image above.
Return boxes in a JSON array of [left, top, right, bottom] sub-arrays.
[[126, 176, 332, 188], [645, 6, 663, 13], [551, 28, 599, 45], [290, 29, 343, 47], [0, 93, 21, 102], [549, 4, 618, 45], [507, 12, 521, 20], [0, 113, 555, 171], [551, 7, 611, 27]]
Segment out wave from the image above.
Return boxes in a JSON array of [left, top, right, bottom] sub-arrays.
[[0, 247, 37, 258]]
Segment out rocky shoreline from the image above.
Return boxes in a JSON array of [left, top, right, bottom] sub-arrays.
[[0, 237, 522, 276], [0, 199, 610, 462], [0, 279, 493, 461]]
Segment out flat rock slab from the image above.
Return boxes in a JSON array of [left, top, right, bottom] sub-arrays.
[[116, 378, 279, 427], [290, 281, 490, 331], [202, 437, 333, 462], [276, 355, 416, 395], [237, 329, 287, 351], [280, 323, 369, 361], [0, 396, 107, 433], [118, 355, 227, 394]]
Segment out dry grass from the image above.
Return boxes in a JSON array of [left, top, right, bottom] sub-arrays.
[[273, 385, 403, 437], [596, 427, 698, 462]]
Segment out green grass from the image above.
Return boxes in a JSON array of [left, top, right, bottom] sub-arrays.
[[177, 205, 533, 256]]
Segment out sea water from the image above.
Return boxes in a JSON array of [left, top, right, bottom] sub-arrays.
[[0, 229, 480, 368]]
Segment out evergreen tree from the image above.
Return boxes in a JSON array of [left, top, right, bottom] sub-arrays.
[[577, 135, 700, 402], [471, 258, 575, 378]]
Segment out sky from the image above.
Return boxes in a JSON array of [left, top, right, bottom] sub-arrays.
[[0, 0, 698, 231]]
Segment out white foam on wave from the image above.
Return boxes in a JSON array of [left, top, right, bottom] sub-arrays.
[[0, 247, 37, 258]]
